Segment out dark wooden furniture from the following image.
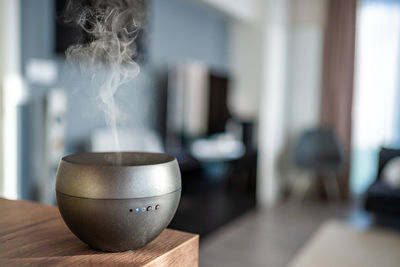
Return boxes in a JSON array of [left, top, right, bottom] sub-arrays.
[[0, 198, 199, 266]]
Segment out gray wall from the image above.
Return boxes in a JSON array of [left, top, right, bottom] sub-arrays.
[[149, 0, 229, 70]]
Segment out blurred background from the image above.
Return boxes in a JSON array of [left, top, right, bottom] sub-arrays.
[[1, 0, 400, 266]]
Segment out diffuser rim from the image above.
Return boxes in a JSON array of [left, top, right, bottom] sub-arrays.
[[55, 188, 181, 200], [62, 151, 175, 167]]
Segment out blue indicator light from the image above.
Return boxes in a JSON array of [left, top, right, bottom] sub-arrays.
[[136, 208, 140, 212]]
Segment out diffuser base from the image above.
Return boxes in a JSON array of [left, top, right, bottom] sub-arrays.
[[56, 190, 181, 252]]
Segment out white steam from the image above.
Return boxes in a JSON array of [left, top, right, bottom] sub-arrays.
[[65, 0, 144, 163]]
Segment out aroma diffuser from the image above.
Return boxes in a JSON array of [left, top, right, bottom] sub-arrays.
[[55, 152, 181, 252]]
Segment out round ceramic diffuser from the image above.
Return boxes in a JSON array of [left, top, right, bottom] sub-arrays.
[[55, 152, 181, 252]]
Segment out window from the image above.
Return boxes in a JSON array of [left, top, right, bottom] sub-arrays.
[[351, 0, 400, 194]]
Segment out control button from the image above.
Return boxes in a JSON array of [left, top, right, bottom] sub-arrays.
[[135, 208, 140, 212], [147, 206, 152, 211], [142, 207, 146, 212], [155, 204, 160, 210]]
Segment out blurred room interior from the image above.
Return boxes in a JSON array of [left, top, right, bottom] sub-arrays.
[[1, 0, 400, 266]]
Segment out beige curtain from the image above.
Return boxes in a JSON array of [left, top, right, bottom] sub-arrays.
[[320, 0, 357, 198]]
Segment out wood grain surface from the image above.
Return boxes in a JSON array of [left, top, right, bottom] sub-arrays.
[[0, 198, 199, 266]]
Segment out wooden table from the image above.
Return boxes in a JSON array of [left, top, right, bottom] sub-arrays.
[[0, 198, 199, 266]]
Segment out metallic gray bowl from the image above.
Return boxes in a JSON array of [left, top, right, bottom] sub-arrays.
[[55, 152, 181, 252]]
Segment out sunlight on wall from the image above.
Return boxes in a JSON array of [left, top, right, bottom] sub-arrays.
[[3, 75, 25, 199], [1, 0, 25, 199]]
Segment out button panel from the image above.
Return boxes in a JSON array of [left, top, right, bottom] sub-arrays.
[[131, 204, 160, 213]]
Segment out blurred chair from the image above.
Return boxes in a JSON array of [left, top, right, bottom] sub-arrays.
[[292, 127, 344, 202], [365, 147, 400, 216]]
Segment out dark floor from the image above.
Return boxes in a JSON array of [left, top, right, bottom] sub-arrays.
[[199, 200, 374, 267]]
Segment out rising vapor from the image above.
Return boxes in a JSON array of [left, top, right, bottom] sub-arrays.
[[65, 0, 145, 164]]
